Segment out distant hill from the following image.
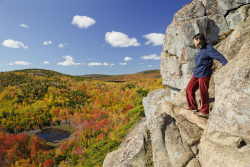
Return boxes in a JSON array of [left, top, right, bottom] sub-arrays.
[[0, 68, 164, 166], [2, 68, 161, 83], [0, 68, 86, 90], [81, 69, 161, 82]]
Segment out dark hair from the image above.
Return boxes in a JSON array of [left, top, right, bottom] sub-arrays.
[[193, 33, 207, 49]]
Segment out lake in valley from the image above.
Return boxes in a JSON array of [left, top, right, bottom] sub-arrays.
[[37, 128, 71, 143]]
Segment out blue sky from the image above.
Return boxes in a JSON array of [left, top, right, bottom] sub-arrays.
[[0, 0, 192, 75]]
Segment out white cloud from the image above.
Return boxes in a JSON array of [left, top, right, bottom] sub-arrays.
[[43, 41, 52, 45], [57, 55, 81, 66], [139, 63, 144, 65], [87, 62, 114, 67], [141, 54, 161, 60], [72, 15, 96, 29], [124, 57, 132, 61], [120, 62, 127, 65], [15, 61, 30, 65], [148, 65, 153, 67], [58, 43, 69, 48], [5, 62, 14, 66], [103, 62, 109, 66], [88, 62, 102, 67], [44, 61, 50, 64], [143, 33, 165, 46], [105, 31, 140, 47], [20, 24, 29, 28], [2, 39, 28, 49]]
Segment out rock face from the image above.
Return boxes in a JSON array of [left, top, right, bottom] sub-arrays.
[[206, 36, 250, 142], [103, 1, 250, 167], [161, 0, 250, 96], [103, 118, 148, 167]]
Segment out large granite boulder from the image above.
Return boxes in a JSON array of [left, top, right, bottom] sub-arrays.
[[161, 0, 250, 93], [161, 16, 208, 90], [173, 0, 206, 22], [206, 14, 229, 43], [147, 113, 171, 167], [147, 111, 203, 167], [199, 139, 250, 167], [205, 37, 250, 142], [164, 115, 196, 167], [103, 118, 147, 167], [143, 88, 173, 123], [202, 0, 250, 15], [225, 4, 250, 29], [214, 11, 250, 69]]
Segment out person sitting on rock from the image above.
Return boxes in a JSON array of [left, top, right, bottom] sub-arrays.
[[186, 33, 228, 118]]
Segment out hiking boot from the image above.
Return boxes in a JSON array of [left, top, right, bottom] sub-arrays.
[[185, 107, 199, 114], [197, 112, 210, 118]]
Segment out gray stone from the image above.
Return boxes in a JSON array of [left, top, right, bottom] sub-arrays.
[[199, 139, 250, 167], [161, 0, 250, 91], [202, 0, 225, 15], [161, 16, 209, 90], [206, 39, 250, 142], [175, 115, 203, 146], [204, 131, 246, 148], [206, 14, 229, 44], [119, 118, 147, 149], [163, 22, 184, 56], [161, 53, 182, 88], [174, 108, 208, 130], [173, 0, 206, 22], [202, 0, 250, 16], [180, 17, 208, 47], [225, 4, 250, 29], [170, 88, 181, 102], [142, 88, 172, 123], [164, 115, 195, 167], [186, 158, 201, 167], [103, 118, 147, 167], [214, 15, 250, 69], [147, 113, 171, 167], [103, 132, 146, 167]]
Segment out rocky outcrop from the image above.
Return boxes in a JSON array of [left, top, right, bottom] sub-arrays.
[[103, 118, 148, 167], [161, 0, 250, 98], [214, 8, 250, 68], [206, 38, 250, 142], [103, 1, 250, 166]]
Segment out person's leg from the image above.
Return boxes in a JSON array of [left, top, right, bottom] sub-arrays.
[[199, 75, 211, 114], [186, 76, 199, 110]]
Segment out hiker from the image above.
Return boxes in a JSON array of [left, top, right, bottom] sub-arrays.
[[185, 33, 228, 118]]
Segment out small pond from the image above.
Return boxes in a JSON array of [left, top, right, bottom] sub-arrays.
[[37, 128, 71, 143]]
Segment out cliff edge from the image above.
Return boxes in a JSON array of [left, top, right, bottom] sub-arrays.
[[103, 1, 250, 166]]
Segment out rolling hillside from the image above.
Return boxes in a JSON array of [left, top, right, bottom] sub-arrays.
[[0, 68, 164, 166]]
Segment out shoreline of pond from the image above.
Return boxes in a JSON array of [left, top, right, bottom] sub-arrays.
[[20, 125, 75, 135], [19, 125, 75, 148]]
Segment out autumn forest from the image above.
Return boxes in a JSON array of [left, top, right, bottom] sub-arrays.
[[0, 69, 165, 167]]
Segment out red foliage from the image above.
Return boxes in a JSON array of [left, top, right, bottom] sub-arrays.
[[0, 132, 51, 166], [97, 133, 105, 140], [55, 109, 60, 115], [43, 158, 54, 167], [126, 104, 133, 111]]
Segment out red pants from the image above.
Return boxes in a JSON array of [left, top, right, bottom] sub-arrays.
[[186, 75, 211, 114]]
